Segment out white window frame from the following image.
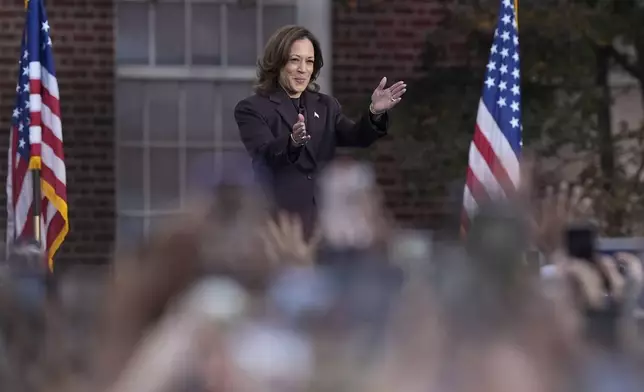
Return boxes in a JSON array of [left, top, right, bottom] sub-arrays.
[[116, 0, 332, 92], [114, 0, 332, 244]]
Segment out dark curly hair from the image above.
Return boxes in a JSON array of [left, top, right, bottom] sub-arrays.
[[255, 25, 324, 95]]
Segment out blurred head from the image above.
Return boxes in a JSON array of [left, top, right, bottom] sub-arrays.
[[3, 239, 48, 313], [466, 201, 531, 280], [317, 159, 389, 250], [256, 25, 323, 97], [6, 238, 46, 276]]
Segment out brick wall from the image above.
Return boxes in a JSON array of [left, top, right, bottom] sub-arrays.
[[332, 0, 456, 229], [333, 0, 448, 102], [0, 0, 450, 267], [0, 0, 115, 267]]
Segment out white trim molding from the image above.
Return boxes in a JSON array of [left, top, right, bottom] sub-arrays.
[[117, 66, 256, 81]]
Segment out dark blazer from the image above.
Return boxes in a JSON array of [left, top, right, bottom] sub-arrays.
[[234, 88, 388, 238]]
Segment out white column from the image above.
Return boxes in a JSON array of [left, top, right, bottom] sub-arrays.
[[297, 0, 332, 95]]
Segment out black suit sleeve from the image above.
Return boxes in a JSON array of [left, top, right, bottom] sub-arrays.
[[332, 97, 389, 148], [235, 99, 302, 167]]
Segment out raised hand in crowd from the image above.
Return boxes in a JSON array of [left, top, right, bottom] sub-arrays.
[[258, 212, 321, 267], [534, 181, 594, 255], [516, 153, 595, 256], [551, 251, 644, 349]]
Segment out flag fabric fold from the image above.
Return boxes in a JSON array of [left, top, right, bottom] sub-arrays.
[[461, 0, 522, 234], [7, 0, 68, 270]]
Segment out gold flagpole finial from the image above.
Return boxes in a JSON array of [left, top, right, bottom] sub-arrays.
[[25, 0, 29, 9]]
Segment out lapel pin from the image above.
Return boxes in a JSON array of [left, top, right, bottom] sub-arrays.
[[314, 111, 320, 118]]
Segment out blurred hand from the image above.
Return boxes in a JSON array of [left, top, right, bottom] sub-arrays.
[[563, 253, 643, 311], [613, 252, 644, 309], [258, 212, 320, 267], [534, 181, 594, 255], [516, 154, 595, 255]]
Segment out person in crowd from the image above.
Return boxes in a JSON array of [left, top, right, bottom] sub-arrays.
[[235, 25, 406, 239]]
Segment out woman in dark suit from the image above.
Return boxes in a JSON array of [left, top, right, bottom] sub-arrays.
[[235, 25, 406, 239]]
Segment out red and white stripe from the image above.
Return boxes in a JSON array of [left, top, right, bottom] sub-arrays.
[[7, 60, 67, 267], [461, 99, 520, 230]]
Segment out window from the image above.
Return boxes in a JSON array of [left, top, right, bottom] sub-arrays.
[[115, 0, 331, 248]]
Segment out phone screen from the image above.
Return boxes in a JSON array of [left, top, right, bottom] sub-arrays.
[[566, 226, 596, 262], [566, 226, 612, 292]]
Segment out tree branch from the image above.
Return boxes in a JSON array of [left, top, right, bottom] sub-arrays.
[[628, 130, 644, 195], [581, 30, 643, 81], [607, 45, 644, 82]]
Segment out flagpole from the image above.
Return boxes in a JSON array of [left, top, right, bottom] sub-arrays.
[[514, 0, 518, 28], [25, 0, 42, 250], [32, 172, 41, 244]]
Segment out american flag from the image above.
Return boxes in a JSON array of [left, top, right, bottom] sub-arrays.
[[461, 0, 522, 233], [7, 0, 68, 270]]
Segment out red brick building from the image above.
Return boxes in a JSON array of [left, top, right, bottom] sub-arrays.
[[0, 0, 448, 266]]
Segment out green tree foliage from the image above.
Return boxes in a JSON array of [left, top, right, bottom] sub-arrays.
[[387, 0, 644, 234]]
